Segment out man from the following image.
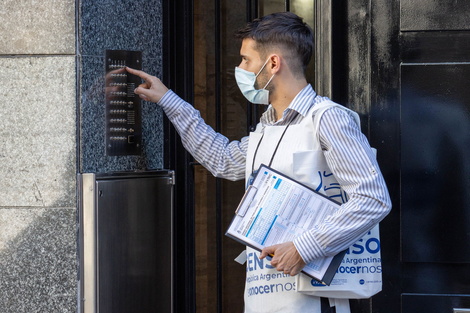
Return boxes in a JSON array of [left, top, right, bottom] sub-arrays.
[[127, 11, 391, 313]]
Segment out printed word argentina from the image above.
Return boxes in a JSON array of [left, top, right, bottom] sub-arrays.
[[337, 235, 381, 274]]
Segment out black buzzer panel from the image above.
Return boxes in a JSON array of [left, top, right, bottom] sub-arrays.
[[105, 50, 142, 156]]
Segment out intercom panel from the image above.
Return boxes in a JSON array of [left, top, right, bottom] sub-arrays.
[[105, 50, 142, 156]]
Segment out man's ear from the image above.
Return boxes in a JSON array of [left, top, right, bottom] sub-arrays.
[[269, 54, 281, 74]]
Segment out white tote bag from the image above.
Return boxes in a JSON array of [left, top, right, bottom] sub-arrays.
[[295, 224, 382, 299], [292, 102, 383, 313]]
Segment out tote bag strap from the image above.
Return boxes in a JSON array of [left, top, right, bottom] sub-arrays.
[[311, 101, 361, 142]]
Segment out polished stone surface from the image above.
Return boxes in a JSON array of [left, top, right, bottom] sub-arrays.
[[0, 1, 164, 312], [80, 0, 163, 58], [79, 0, 165, 173], [79, 56, 164, 173], [0, 207, 77, 313], [0, 56, 76, 207], [0, 0, 75, 54]]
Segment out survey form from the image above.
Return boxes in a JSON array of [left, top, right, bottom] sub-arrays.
[[226, 164, 346, 285]]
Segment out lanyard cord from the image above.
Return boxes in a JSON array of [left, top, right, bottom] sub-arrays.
[[249, 96, 316, 179], [251, 118, 294, 174]]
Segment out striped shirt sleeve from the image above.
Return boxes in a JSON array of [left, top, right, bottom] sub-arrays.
[[158, 90, 248, 181], [293, 107, 392, 264]]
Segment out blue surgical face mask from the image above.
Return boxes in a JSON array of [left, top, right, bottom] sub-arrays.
[[235, 58, 275, 105]]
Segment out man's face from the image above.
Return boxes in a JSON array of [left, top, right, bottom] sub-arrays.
[[238, 38, 272, 90], [238, 38, 262, 72]]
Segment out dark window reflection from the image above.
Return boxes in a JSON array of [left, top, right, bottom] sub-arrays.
[[401, 64, 470, 263]]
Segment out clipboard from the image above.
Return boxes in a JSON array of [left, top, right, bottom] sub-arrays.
[[225, 164, 346, 286]]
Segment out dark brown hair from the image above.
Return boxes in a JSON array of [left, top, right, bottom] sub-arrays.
[[235, 12, 314, 73]]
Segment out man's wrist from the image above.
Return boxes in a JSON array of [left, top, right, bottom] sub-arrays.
[[293, 231, 324, 264], [156, 89, 171, 106]]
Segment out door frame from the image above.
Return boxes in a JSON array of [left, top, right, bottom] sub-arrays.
[[162, 0, 196, 312]]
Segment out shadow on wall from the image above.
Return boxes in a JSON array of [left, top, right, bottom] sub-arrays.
[[0, 208, 77, 313]]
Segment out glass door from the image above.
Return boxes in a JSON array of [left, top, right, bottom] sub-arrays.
[[192, 1, 317, 312]]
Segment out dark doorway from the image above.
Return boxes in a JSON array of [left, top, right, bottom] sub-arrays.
[[164, 0, 470, 312], [333, 1, 470, 313], [191, 1, 318, 312]]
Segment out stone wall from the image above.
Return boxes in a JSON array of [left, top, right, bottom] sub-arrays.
[[0, 1, 163, 312]]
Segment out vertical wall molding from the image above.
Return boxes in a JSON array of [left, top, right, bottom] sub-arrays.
[[315, 0, 333, 98]]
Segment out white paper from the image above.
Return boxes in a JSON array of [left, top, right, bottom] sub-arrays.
[[226, 164, 342, 283]]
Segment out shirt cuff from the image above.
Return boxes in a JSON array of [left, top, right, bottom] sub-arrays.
[[293, 230, 325, 264], [156, 89, 181, 116]]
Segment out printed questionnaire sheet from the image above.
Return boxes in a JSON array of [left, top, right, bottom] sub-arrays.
[[226, 164, 346, 285]]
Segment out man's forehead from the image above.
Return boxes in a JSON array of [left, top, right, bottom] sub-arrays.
[[240, 38, 259, 57]]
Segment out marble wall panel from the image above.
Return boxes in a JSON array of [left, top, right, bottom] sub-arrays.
[[80, 0, 163, 58], [79, 56, 164, 173], [0, 207, 77, 313], [0, 1, 164, 313], [0, 0, 75, 54], [79, 0, 165, 173], [0, 56, 76, 207]]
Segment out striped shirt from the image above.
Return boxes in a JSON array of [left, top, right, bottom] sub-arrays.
[[158, 84, 391, 264]]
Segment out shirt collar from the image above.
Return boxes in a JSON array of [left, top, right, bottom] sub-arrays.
[[261, 84, 317, 125]]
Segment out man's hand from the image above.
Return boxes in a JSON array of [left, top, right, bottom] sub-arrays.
[[259, 242, 306, 276], [126, 67, 169, 103]]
